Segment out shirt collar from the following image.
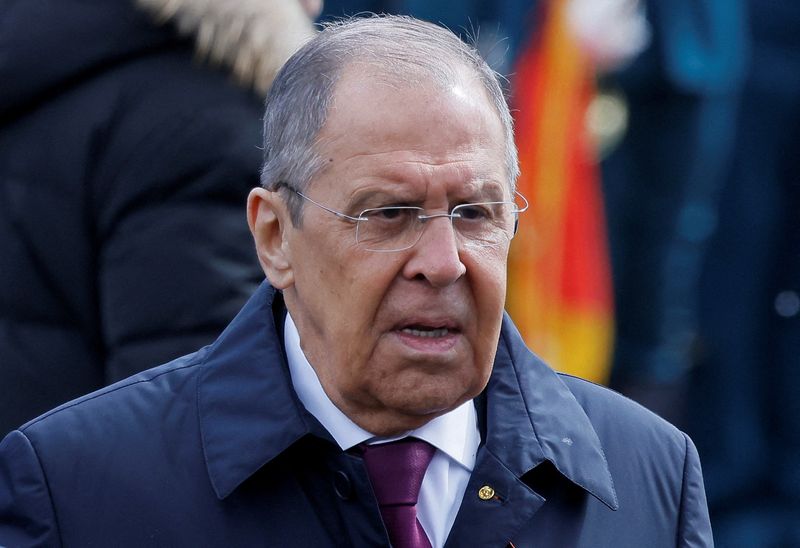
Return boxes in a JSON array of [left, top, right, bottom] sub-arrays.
[[284, 312, 478, 472]]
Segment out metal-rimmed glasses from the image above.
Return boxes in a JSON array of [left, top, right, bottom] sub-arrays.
[[279, 183, 529, 253]]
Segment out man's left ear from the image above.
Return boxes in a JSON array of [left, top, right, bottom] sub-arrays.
[[247, 187, 294, 289]]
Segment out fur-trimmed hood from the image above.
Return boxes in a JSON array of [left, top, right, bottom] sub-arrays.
[[0, 0, 315, 118], [135, 0, 317, 94]]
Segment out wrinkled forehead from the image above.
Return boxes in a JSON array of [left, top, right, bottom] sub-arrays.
[[319, 59, 513, 189]]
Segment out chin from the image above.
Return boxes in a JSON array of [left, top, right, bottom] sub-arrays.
[[390, 383, 476, 417], [355, 385, 478, 437]]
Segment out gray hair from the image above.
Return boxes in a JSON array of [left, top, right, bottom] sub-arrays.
[[259, 14, 519, 225]]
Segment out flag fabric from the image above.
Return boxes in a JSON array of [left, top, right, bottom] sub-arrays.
[[507, 0, 614, 384]]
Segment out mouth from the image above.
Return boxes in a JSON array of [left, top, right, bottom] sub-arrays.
[[392, 319, 462, 353], [400, 326, 452, 338], [396, 317, 460, 336]]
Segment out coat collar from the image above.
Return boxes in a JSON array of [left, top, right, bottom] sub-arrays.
[[197, 282, 322, 499], [197, 282, 617, 509]]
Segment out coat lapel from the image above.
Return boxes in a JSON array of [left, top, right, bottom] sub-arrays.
[[448, 313, 618, 545], [486, 314, 618, 509]]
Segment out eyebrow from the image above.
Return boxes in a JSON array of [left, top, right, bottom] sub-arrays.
[[345, 184, 509, 215], [467, 184, 506, 202], [346, 188, 418, 213]]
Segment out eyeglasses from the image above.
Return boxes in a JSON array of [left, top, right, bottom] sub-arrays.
[[279, 184, 528, 253]]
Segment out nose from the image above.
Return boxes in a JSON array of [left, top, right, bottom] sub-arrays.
[[401, 216, 466, 287]]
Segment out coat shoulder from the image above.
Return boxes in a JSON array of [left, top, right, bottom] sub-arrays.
[[556, 373, 699, 502], [18, 348, 208, 443], [557, 373, 687, 448], [556, 374, 714, 545]]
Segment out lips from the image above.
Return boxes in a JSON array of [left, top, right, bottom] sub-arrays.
[[388, 314, 463, 354]]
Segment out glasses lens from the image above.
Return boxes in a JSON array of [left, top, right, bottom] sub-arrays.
[[356, 207, 424, 251], [453, 202, 516, 247]]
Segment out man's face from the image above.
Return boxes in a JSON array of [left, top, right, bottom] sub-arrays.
[[253, 68, 511, 435]]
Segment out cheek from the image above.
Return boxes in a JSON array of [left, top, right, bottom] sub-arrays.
[[469, 250, 508, 307], [467, 253, 508, 355], [322, 255, 405, 350], [294, 236, 361, 311]]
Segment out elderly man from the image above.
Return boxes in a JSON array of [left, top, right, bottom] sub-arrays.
[[0, 15, 712, 547]]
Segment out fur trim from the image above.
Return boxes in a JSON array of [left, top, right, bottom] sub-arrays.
[[135, 0, 316, 95]]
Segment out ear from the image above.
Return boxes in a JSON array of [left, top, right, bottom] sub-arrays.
[[247, 187, 295, 289]]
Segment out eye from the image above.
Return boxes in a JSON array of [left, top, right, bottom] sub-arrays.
[[456, 204, 492, 221], [375, 207, 403, 220], [361, 207, 417, 223]]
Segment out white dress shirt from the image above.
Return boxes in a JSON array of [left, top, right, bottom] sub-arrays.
[[284, 313, 480, 548]]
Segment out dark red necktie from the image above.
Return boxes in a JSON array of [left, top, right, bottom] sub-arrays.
[[361, 438, 436, 548]]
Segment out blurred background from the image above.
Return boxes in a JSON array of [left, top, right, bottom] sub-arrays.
[[1, 0, 798, 545]]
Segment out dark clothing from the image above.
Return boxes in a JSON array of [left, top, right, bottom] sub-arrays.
[[0, 0, 264, 434], [603, 0, 748, 397], [0, 283, 713, 547], [689, 2, 800, 544]]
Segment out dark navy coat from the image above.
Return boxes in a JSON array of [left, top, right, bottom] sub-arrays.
[[0, 283, 713, 547], [0, 0, 264, 435]]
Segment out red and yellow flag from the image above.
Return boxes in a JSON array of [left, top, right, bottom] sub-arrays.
[[507, 0, 614, 384]]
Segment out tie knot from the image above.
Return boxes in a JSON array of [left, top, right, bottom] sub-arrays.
[[361, 438, 436, 506]]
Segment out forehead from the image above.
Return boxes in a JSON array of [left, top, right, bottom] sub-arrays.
[[312, 65, 508, 199]]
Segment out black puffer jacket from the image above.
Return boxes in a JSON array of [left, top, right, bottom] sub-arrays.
[[0, 0, 314, 434]]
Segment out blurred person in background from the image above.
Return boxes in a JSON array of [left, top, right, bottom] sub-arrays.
[[580, 0, 799, 543], [689, 1, 800, 545], [598, 0, 748, 424], [0, 0, 321, 436], [590, 1, 800, 543]]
